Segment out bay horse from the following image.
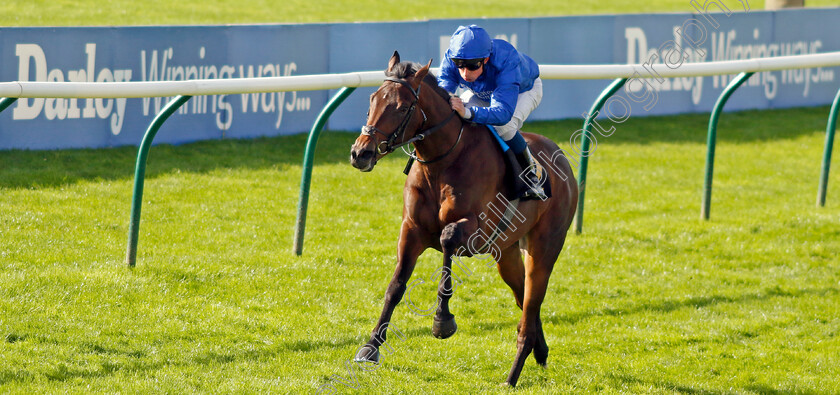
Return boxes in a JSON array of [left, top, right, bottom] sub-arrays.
[[349, 51, 578, 387]]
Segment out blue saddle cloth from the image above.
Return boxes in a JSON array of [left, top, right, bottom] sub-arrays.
[[485, 125, 510, 152]]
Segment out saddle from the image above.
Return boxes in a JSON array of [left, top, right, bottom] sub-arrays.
[[485, 125, 552, 201]]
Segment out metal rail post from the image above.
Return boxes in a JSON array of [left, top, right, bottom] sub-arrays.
[[293, 87, 356, 255], [817, 86, 840, 207], [701, 72, 754, 220], [0, 97, 18, 113], [574, 78, 628, 234], [126, 95, 192, 267]]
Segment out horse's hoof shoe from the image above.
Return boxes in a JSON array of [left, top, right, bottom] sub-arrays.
[[432, 315, 457, 339], [353, 344, 380, 364]]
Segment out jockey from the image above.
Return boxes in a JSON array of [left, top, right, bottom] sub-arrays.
[[437, 24, 547, 201]]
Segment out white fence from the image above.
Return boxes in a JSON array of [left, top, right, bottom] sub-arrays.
[[1, 52, 839, 98]]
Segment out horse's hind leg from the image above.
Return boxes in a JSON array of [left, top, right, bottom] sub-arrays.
[[504, 255, 550, 387], [504, 232, 564, 387], [497, 244, 550, 366], [497, 244, 525, 307], [534, 314, 548, 366]]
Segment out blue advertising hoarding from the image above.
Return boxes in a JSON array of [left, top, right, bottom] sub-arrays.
[[1, 7, 839, 150], [1, 25, 329, 149]]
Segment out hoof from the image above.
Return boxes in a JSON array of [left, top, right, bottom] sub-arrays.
[[499, 381, 514, 388], [432, 315, 457, 339], [533, 345, 548, 366], [353, 343, 380, 364]]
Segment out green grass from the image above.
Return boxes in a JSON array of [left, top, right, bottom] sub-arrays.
[[1, 0, 837, 26], [2, 1, 840, 393], [1, 106, 839, 393]]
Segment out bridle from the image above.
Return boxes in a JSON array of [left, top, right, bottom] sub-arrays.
[[361, 76, 462, 164]]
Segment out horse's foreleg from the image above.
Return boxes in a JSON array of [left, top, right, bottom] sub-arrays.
[[354, 222, 425, 364], [432, 217, 476, 339]]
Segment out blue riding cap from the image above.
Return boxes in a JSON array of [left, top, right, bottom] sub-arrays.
[[448, 25, 492, 60]]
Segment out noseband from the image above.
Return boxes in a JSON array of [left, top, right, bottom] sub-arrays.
[[362, 77, 461, 163]]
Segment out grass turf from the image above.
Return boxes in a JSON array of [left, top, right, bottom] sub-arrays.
[[2, 1, 840, 392], [0, 0, 837, 26], [1, 105, 838, 393]]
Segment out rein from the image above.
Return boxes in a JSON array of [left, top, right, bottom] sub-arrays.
[[362, 76, 462, 165]]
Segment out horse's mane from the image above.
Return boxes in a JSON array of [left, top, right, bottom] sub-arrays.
[[385, 61, 452, 102]]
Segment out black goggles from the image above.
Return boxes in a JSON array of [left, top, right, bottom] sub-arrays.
[[451, 58, 484, 71]]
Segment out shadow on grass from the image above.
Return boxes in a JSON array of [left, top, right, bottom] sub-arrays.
[[0, 328, 426, 385], [282, 335, 369, 353], [744, 383, 821, 395], [607, 372, 822, 395], [607, 372, 728, 395], [544, 286, 838, 326], [0, 131, 359, 189], [282, 324, 432, 356], [470, 287, 838, 331]]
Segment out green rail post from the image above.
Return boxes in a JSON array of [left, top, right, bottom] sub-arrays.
[[701, 72, 754, 220], [126, 95, 192, 267], [574, 78, 628, 234], [817, 86, 840, 207], [0, 97, 18, 113], [293, 87, 356, 255]]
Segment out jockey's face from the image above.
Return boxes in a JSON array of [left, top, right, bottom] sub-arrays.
[[458, 57, 488, 83]]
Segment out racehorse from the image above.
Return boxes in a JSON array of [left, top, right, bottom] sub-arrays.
[[349, 51, 578, 387]]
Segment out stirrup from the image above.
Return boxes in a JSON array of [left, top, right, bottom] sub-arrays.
[[521, 171, 547, 200]]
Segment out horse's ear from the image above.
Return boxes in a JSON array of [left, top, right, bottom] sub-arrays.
[[387, 51, 400, 72], [411, 58, 433, 90]]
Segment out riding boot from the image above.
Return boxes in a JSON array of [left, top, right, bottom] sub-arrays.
[[514, 147, 548, 201], [503, 149, 530, 200]]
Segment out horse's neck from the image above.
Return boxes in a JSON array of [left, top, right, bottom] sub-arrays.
[[414, 117, 501, 179], [410, 121, 510, 214], [412, 98, 464, 163]]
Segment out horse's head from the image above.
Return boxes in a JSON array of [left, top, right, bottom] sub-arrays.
[[350, 51, 432, 172]]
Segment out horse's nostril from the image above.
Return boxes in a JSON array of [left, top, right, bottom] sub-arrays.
[[359, 150, 374, 161], [350, 148, 375, 170]]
